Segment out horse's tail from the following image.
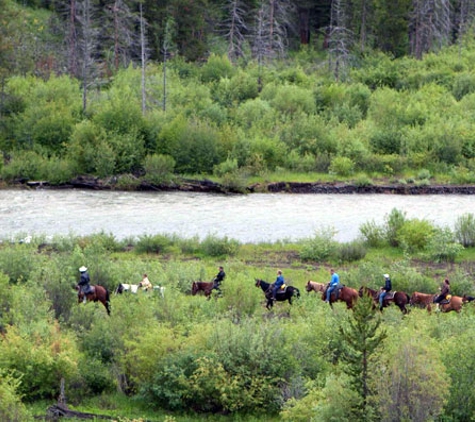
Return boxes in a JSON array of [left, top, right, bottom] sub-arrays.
[[105, 287, 110, 303]]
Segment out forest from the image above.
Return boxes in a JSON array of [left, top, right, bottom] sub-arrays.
[[1, 208, 475, 421], [2, 0, 475, 190]]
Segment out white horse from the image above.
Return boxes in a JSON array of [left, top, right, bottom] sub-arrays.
[[115, 283, 165, 297], [115, 283, 140, 294]]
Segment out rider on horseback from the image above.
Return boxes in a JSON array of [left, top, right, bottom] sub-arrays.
[[379, 274, 392, 311], [78, 266, 91, 303], [325, 268, 340, 303], [434, 278, 450, 308], [212, 266, 226, 294], [272, 270, 285, 301]]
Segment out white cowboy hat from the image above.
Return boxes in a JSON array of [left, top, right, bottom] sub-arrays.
[[79, 266, 88, 272], [383, 274, 390, 278]]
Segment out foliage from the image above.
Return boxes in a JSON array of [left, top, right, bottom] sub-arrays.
[[454, 213, 475, 247], [299, 227, 338, 261], [143, 154, 176, 184], [338, 295, 386, 421], [336, 240, 367, 263], [397, 218, 435, 253], [0, 370, 31, 422], [423, 226, 464, 263], [200, 234, 240, 257]]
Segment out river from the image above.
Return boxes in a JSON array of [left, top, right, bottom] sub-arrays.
[[1, 189, 475, 243]]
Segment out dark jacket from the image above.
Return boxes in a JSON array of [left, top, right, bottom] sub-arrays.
[[383, 277, 392, 292], [79, 272, 90, 286], [440, 283, 450, 297], [214, 270, 226, 285]]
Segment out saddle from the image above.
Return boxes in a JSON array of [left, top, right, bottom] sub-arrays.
[[384, 291, 395, 301], [83, 285, 95, 295]]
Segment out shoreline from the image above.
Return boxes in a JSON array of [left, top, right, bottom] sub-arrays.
[[8, 176, 475, 195]]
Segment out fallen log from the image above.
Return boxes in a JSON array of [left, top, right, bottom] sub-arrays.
[[46, 403, 113, 421]]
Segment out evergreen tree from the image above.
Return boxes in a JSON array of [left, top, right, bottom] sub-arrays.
[[339, 294, 386, 421]]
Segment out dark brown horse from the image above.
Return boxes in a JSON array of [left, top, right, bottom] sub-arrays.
[[76, 285, 111, 315], [359, 286, 411, 314], [322, 284, 358, 309], [410, 291, 465, 313], [191, 281, 216, 300], [255, 279, 300, 310]]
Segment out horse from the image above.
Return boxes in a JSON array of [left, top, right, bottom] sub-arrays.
[[191, 281, 216, 300], [115, 283, 140, 294], [75, 284, 111, 315], [410, 291, 465, 313], [359, 286, 411, 314], [322, 284, 358, 309], [305, 280, 326, 294], [255, 278, 300, 310]]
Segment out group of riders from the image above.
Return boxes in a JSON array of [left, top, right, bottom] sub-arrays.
[[273, 268, 452, 310], [77, 265, 226, 300], [79, 264, 452, 310]]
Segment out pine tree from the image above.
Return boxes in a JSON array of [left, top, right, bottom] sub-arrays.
[[339, 294, 387, 421]]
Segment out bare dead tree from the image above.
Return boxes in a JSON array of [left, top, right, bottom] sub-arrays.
[[409, 0, 451, 59], [162, 17, 176, 112], [105, 0, 137, 71], [139, 2, 148, 115], [76, 0, 99, 113], [68, 0, 79, 77], [251, 0, 294, 62], [456, 0, 475, 58], [221, 0, 249, 63], [328, 0, 353, 81]]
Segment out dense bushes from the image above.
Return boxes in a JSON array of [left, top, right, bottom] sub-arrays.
[[4, 47, 475, 184], [0, 228, 475, 419]]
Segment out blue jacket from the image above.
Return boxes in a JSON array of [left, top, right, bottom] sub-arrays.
[[330, 273, 339, 287], [275, 275, 284, 288]]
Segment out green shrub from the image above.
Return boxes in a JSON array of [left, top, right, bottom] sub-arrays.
[[300, 228, 338, 261], [359, 220, 386, 247], [144, 154, 176, 184], [135, 234, 174, 254], [397, 219, 435, 253], [213, 157, 238, 177], [452, 73, 475, 101], [423, 227, 464, 263], [200, 54, 235, 83], [200, 234, 240, 257], [336, 240, 367, 262], [1, 150, 44, 181], [385, 208, 406, 247], [0, 370, 31, 422], [454, 213, 475, 247], [329, 156, 354, 177]]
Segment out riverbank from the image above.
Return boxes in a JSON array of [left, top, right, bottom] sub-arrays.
[[14, 175, 475, 195]]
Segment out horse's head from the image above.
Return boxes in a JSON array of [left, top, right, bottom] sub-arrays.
[[462, 294, 475, 303], [191, 282, 198, 295], [255, 279, 261, 288], [305, 281, 312, 292]]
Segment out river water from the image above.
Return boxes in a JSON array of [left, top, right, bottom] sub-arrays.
[[1, 189, 475, 243]]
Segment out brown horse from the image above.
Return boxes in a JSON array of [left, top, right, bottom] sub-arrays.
[[359, 286, 411, 314], [191, 281, 216, 300], [306, 280, 326, 294], [76, 284, 111, 315], [410, 292, 465, 313], [322, 284, 358, 309]]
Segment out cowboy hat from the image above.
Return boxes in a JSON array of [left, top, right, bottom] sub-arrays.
[[79, 266, 88, 272], [383, 274, 389, 278]]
